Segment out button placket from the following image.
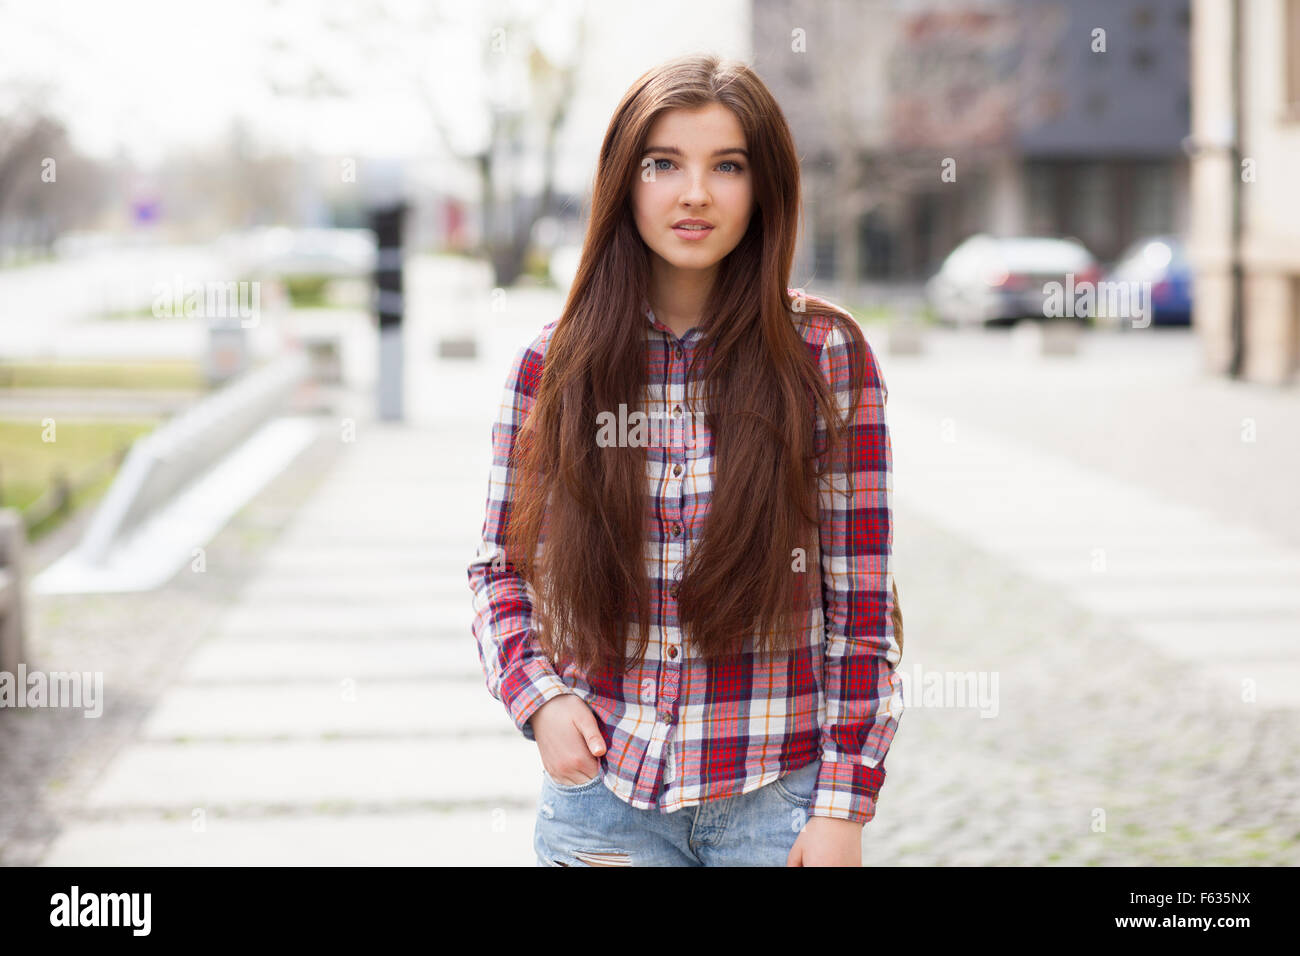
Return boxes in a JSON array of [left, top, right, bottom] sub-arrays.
[[659, 333, 685, 726]]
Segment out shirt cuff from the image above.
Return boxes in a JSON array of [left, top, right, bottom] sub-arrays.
[[500, 655, 573, 741], [810, 758, 886, 824]]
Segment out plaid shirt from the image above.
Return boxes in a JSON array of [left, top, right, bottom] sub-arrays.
[[467, 294, 903, 825]]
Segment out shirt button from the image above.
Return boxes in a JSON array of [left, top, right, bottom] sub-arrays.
[[670, 522, 682, 537], [669, 583, 679, 598], [661, 712, 675, 724], [668, 645, 678, 659], [675, 345, 683, 358], [673, 405, 682, 418], [672, 463, 683, 477]]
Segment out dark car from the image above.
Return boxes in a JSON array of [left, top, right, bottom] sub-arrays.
[[1097, 235, 1193, 328]]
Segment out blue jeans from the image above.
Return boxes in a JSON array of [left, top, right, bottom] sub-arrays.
[[534, 758, 822, 866]]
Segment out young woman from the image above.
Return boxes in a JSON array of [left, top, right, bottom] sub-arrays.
[[468, 52, 904, 867]]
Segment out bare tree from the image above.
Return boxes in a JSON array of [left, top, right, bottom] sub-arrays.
[[269, 0, 587, 287], [0, 88, 111, 253], [767, 0, 1069, 287]]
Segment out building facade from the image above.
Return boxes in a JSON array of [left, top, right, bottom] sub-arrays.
[[753, 0, 1191, 288], [1188, 0, 1300, 384]]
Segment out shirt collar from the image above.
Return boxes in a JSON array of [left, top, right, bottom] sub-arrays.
[[642, 298, 701, 341]]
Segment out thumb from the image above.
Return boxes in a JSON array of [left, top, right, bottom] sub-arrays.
[[575, 713, 606, 756]]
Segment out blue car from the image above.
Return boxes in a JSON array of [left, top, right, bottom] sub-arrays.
[[1100, 235, 1193, 327]]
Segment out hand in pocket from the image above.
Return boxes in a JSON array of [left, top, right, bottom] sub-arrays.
[[530, 694, 606, 785]]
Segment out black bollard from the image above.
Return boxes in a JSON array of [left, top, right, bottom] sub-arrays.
[[369, 202, 409, 421]]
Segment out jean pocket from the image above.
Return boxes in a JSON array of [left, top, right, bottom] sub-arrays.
[[542, 766, 604, 793], [772, 758, 821, 808]]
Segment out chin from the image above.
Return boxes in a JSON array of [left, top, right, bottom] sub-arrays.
[[664, 254, 724, 272]]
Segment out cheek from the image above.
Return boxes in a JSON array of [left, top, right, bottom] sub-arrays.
[[634, 179, 669, 210], [632, 186, 667, 232], [722, 185, 754, 229]]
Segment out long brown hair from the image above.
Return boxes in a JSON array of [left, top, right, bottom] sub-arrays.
[[507, 53, 868, 676]]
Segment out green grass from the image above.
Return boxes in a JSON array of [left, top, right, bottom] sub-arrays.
[[99, 306, 187, 320], [0, 360, 205, 390], [0, 418, 160, 540], [844, 303, 940, 326], [0, 250, 56, 269], [283, 275, 331, 307]]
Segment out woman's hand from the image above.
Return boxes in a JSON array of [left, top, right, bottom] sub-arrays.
[[786, 815, 864, 866], [530, 694, 607, 785]]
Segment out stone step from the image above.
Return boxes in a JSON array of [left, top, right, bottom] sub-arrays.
[[888, 399, 1300, 707], [1196, 660, 1300, 709], [180, 636, 485, 682], [140, 681, 514, 739], [1131, 619, 1300, 662], [249, 546, 482, 572], [215, 603, 473, 635], [81, 738, 542, 812], [41, 809, 535, 866], [1028, 556, 1300, 580], [1069, 585, 1300, 617], [235, 574, 476, 602]]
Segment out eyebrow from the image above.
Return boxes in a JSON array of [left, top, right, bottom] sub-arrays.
[[644, 146, 749, 159]]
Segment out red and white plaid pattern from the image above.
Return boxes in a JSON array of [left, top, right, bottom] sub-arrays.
[[468, 294, 902, 824]]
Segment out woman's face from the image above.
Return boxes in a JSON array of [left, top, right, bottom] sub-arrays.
[[632, 103, 754, 277]]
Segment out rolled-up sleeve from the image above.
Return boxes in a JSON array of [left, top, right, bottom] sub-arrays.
[[467, 334, 572, 741], [810, 318, 905, 824]]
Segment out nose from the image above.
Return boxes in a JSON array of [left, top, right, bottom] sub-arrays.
[[680, 170, 711, 206]]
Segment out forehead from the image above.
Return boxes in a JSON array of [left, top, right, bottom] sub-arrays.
[[645, 103, 746, 148]]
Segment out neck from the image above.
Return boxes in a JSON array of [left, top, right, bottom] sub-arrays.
[[648, 259, 716, 337]]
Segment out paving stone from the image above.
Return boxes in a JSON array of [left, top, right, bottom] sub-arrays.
[[81, 738, 543, 811], [20, 316, 1300, 867], [40, 809, 535, 866], [215, 603, 471, 635], [139, 681, 515, 738], [179, 636, 484, 682]]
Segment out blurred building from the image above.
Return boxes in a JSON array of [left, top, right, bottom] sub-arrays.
[[1188, 0, 1300, 385], [754, 0, 1190, 284]]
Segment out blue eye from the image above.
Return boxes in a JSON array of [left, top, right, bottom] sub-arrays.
[[646, 158, 745, 174]]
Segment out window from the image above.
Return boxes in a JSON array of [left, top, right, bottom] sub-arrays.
[[1038, 89, 1066, 120], [1132, 47, 1156, 72], [1026, 163, 1056, 235], [1132, 163, 1174, 236], [1069, 163, 1113, 250]]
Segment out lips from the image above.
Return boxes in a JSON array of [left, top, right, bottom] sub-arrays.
[[672, 221, 714, 240]]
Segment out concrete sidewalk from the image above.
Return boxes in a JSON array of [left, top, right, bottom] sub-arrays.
[[885, 325, 1300, 708], [31, 310, 1300, 866], [37, 413, 543, 864]]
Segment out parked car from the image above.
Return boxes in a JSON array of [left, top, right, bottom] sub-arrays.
[[219, 227, 377, 279], [925, 234, 1101, 327], [1097, 235, 1192, 328]]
